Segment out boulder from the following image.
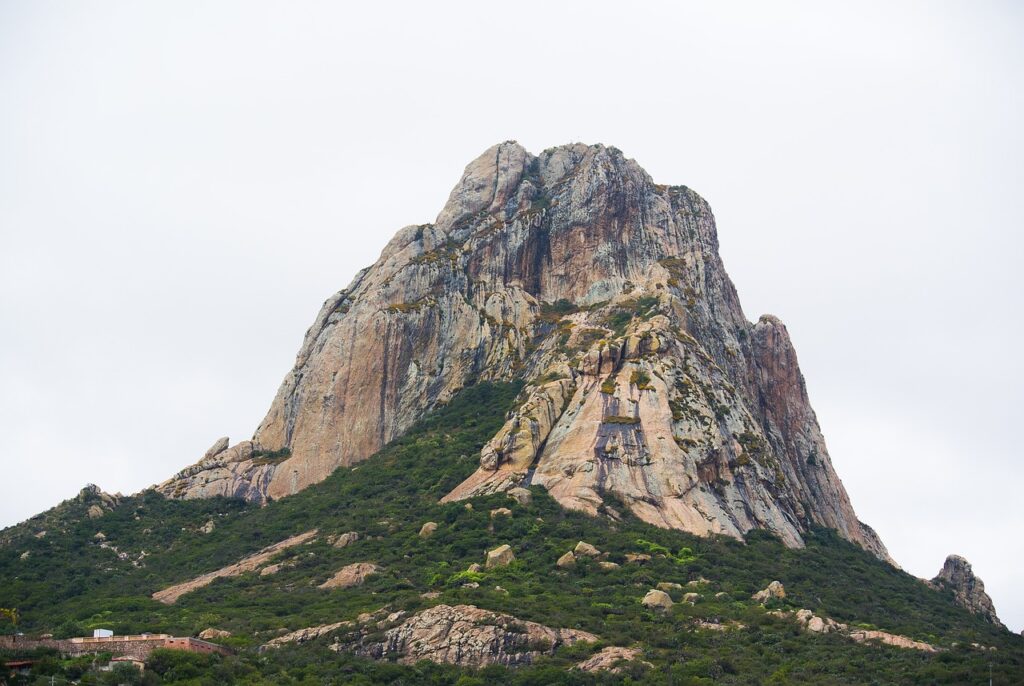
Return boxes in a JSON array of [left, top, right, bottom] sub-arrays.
[[574, 541, 601, 557], [625, 553, 651, 564], [752, 581, 785, 603], [319, 562, 380, 589], [641, 589, 673, 612], [598, 561, 620, 570], [87, 505, 104, 519], [200, 520, 216, 534], [686, 577, 710, 587], [557, 551, 576, 568], [490, 507, 512, 518], [486, 544, 515, 569], [467, 563, 483, 573], [198, 628, 231, 640], [507, 488, 532, 506], [263, 621, 351, 648], [329, 532, 360, 548], [682, 592, 701, 604], [419, 522, 438, 538], [203, 437, 230, 461], [575, 646, 644, 673], [657, 582, 683, 592]]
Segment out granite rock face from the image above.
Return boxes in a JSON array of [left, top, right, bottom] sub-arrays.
[[350, 604, 596, 667], [156, 141, 888, 561], [929, 555, 1003, 626]]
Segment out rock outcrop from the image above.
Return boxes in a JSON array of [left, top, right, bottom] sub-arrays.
[[782, 609, 938, 653], [642, 589, 674, 611], [155, 141, 889, 561], [349, 604, 596, 667], [929, 554, 1003, 626], [152, 530, 317, 604], [485, 544, 515, 569], [197, 628, 231, 640], [575, 646, 646, 673], [319, 562, 379, 590], [752, 580, 786, 603]]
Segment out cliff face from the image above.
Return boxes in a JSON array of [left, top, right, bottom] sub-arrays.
[[156, 141, 889, 560]]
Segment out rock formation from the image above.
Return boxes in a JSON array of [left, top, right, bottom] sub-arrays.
[[929, 555, 1003, 626], [752, 580, 786, 603], [780, 608, 938, 653], [349, 604, 596, 667], [152, 530, 317, 604], [575, 646, 646, 673], [642, 589, 673, 611], [319, 562, 379, 590], [156, 141, 889, 561]]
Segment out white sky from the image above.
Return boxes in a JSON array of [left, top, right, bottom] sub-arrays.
[[1, 1, 1021, 632]]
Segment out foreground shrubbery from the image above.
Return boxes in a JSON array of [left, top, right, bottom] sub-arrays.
[[1, 383, 1022, 684]]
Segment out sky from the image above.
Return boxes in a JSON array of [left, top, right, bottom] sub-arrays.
[[1, 1, 1021, 631]]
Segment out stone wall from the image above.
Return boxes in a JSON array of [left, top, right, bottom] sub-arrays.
[[0, 634, 232, 660]]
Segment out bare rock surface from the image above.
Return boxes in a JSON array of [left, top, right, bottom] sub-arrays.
[[203, 437, 230, 461], [264, 621, 353, 648], [575, 646, 645, 672], [556, 551, 576, 568], [319, 562, 379, 590], [486, 545, 515, 569], [929, 554, 1003, 626], [752, 581, 786, 603], [154, 141, 889, 562], [152, 530, 317, 604], [783, 609, 938, 652], [642, 589, 673, 611], [419, 522, 438, 538], [197, 628, 231, 640], [328, 532, 359, 548], [349, 604, 596, 667]]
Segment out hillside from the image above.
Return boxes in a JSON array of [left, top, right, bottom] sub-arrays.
[[2, 383, 1021, 684]]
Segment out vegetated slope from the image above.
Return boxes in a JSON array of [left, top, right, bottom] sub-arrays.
[[1, 384, 1021, 685]]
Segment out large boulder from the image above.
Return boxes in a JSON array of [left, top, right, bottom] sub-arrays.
[[418, 522, 438, 538], [507, 488, 532, 506], [486, 544, 515, 569], [203, 437, 230, 461], [574, 541, 601, 557], [752, 581, 785, 603], [556, 551, 576, 568], [641, 589, 673, 612]]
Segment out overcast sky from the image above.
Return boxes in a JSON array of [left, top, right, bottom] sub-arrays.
[[1, 1, 1021, 631]]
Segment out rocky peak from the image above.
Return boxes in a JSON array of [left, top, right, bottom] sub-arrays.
[[155, 141, 890, 562], [929, 554, 1003, 626]]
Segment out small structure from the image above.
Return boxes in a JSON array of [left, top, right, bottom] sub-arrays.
[[1, 632, 234, 661], [93, 628, 114, 638]]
